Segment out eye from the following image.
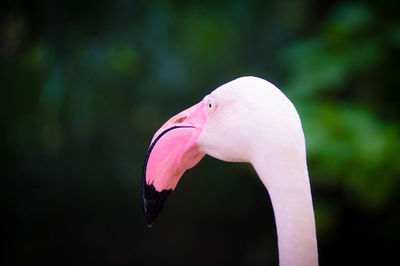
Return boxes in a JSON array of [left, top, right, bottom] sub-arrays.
[[206, 97, 217, 112]]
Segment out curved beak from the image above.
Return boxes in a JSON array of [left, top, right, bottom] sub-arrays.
[[142, 100, 208, 227]]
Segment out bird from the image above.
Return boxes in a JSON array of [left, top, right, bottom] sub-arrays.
[[142, 76, 318, 266]]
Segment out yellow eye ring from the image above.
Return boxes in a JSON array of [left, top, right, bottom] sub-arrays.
[[206, 97, 216, 112]]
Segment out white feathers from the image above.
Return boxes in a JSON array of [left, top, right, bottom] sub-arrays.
[[197, 76, 318, 266], [198, 76, 305, 163]]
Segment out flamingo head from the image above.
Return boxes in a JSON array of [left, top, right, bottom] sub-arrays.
[[142, 76, 302, 226]]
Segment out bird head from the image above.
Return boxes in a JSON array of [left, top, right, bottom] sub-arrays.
[[142, 76, 303, 226]]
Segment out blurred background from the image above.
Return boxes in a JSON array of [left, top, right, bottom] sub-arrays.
[[2, 0, 400, 265]]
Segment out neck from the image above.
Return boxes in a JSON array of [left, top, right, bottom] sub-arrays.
[[252, 149, 318, 266]]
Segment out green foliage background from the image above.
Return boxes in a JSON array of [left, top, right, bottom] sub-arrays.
[[2, 0, 400, 265]]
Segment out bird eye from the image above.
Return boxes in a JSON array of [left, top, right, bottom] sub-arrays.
[[206, 97, 216, 112]]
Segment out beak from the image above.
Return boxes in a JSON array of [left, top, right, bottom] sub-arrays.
[[142, 100, 208, 227]]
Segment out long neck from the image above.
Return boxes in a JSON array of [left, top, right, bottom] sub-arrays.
[[252, 150, 318, 266]]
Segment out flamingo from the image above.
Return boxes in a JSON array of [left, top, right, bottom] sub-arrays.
[[142, 76, 318, 266]]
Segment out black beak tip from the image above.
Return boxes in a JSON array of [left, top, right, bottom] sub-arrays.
[[143, 204, 158, 228], [145, 214, 154, 228], [142, 183, 172, 228]]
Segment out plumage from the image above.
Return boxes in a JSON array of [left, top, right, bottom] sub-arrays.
[[142, 76, 318, 266]]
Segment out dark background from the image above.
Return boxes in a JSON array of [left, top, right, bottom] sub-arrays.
[[2, 0, 400, 265]]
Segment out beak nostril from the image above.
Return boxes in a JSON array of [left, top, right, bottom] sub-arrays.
[[174, 116, 187, 124]]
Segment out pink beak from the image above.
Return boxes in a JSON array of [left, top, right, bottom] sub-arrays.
[[142, 100, 209, 226]]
